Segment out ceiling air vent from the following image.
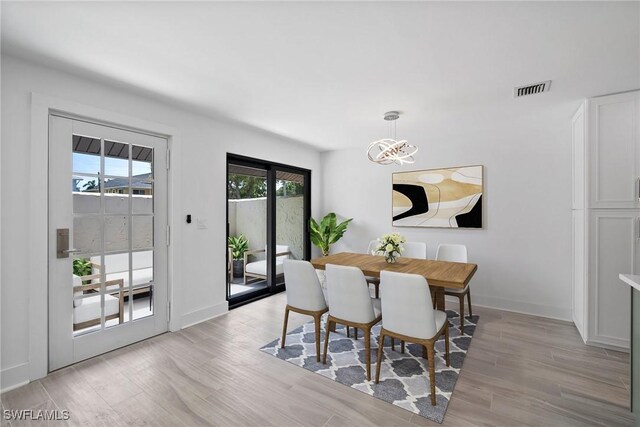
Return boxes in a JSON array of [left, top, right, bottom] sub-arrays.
[[514, 80, 551, 97]]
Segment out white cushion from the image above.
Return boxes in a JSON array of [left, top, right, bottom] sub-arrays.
[[446, 284, 469, 294], [104, 268, 153, 292], [73, 294, 119, 324], [245, 259, 285, 276]]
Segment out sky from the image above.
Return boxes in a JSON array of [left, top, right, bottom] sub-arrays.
[[73, 152, 152, 190]]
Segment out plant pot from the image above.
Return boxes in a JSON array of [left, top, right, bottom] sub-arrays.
[[233, 259, 244, 278]]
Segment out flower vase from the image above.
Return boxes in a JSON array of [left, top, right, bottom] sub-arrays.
[[385, 254, 397, 264]]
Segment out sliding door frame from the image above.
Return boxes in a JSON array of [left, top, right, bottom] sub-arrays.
[[226, 153, 311, 308]]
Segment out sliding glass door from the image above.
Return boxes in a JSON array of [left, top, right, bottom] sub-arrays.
[[226, 154, 310, 307]]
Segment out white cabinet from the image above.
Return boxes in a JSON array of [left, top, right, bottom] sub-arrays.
[[587, 210, 638, 349], [589, 92, 640, 209], [572, 103, 586, 210], [572, 90, 640, 351], [572, 209, 586, 339]]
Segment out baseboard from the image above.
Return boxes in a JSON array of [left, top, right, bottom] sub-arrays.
[[585, 336, 630, 353], [1, 362, 30, 393], [180, 301, 229, 329], [452, 293, 572, 322]]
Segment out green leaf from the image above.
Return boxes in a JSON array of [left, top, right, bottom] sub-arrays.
[[308, 213, 352, 256]]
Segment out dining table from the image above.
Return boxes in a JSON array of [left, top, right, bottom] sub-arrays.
[[310, 252, 478, 311]]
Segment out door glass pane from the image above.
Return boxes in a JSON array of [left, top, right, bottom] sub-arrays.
[[132, 181, 153, 214], [99, 252, 129, 329], [105, 184, 130, 214], [73, 175, 101, 214], [73, 215, 102, 254], [72, 135, 101, 175], [275, 171, 305, 287], [104, 140, 129, 177], [132, 250, 154, 320], [104, 215, 129, 252], [132, 216, 153, 250], [132, 145, 153, 178], [227, 164, 268, 300], [72, 255, 102, 335]]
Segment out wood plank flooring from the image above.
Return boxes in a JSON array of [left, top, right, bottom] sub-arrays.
[[1, 293, 635, 426]]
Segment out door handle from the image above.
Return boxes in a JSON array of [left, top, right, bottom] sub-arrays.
[[56, 228, 81, 258]]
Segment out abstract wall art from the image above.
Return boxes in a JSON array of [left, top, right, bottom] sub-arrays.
[[392, 165, 483, 228]]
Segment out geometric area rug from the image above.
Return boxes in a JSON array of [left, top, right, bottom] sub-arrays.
[[260, 310, 479, 424]]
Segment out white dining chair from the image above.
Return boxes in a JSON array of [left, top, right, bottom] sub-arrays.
[[436, 244, 472, 334], [282, 260, 329, 362], [375, 270, 450, 406], [401, 241, 428, 259], [323, 263, 382, 381]]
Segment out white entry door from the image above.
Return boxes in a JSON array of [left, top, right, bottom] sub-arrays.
[[48, 115, 169, 371]]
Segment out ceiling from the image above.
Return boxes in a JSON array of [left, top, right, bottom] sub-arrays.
[[2, 2, 639, 151]]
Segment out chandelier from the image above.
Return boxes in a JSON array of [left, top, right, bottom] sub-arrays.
[[367, 111, 418, 165]]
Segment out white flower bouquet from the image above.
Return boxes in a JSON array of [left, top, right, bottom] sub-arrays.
[[373, 233, 406, 263]]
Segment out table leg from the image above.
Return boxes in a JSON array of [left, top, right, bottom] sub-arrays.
[[435, 287, 446, 311]]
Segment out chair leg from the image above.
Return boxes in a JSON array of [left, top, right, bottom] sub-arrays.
[[374, 283, 380, 299], [354, 328, 358, 340], [346, 326, 350, 337], [467, 290, 473, 317], [391, 337, 395, 351], [364, 327, 371, 381], [323, 319, 332, 364], [459, 295, 465, 335], [444, 323, 450, 367], [423, 345, 428, 359], [314, 314, 321, 362], [375, 331, 385, 384], [281, 306, 290, 348], [427, 343, 437, 406], [401, 340, 405, 354]]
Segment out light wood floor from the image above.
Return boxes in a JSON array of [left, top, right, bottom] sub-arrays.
[[1, 293, 635, 426]]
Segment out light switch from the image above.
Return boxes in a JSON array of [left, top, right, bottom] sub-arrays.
[[196, 218, 208, 229]]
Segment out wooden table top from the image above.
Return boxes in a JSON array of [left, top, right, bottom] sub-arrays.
[[310, 252, 477, 290]]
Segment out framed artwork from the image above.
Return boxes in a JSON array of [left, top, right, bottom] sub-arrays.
[[392, 165, 483, 228]]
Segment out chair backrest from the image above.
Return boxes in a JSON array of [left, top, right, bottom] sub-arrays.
[[367, 240, 379, 255], [402, 241, 428, 259], [265, 245, 291, 261], [90, 250, 153, 274], [283, 260, 327, 311], [325, 264, 376, 323], [380, 270, 438, 339], [436, 244, 467, 263]]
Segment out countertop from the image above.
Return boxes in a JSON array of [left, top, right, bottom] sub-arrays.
[[619, 274, 640, 292]]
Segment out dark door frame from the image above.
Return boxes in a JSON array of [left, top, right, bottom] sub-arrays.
[[226, 153, 311, 308]]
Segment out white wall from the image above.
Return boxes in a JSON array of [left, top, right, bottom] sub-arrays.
[[0, 55, 322, 390], [321, 112, 575, 321], [230, 196, 305, 260]]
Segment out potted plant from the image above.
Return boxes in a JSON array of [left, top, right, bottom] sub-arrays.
[[372, 233, 406, 263], [309, 213, 353, 256], [73, 258, 93, 284], [228, 234, 249, 277]]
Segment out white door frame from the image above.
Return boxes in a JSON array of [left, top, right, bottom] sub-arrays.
[[29, 93, 182, 381]]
